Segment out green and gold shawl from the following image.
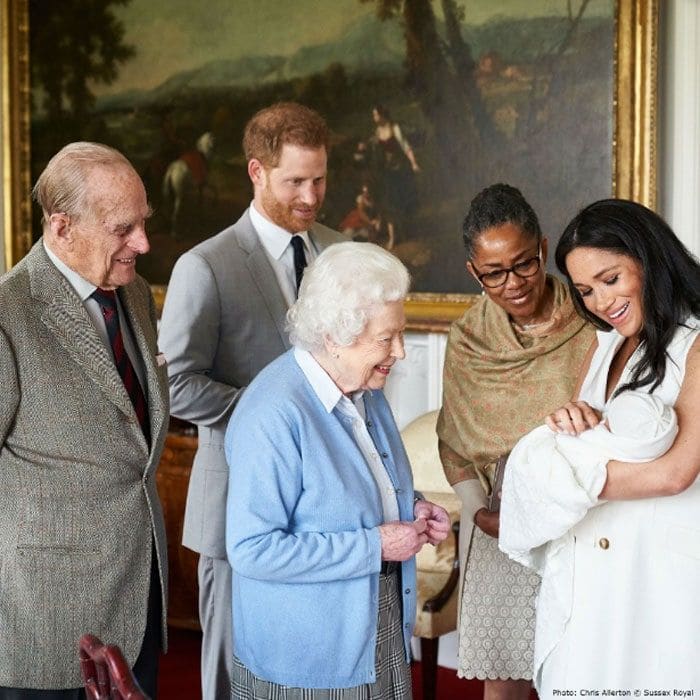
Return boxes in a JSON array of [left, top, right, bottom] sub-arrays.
[[437, 276, 595, 494]]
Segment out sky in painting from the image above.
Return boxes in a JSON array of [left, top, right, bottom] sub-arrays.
[[101, 0, 612, 95]]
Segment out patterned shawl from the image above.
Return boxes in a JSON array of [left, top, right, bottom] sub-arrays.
[[437, 276, 595, 493]]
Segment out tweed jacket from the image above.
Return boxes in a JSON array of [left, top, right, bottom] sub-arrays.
[[158, 209, 346, 559], [0, 241, 169, 689]]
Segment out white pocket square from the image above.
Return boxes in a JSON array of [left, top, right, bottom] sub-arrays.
[[156, 352, 167, 367]]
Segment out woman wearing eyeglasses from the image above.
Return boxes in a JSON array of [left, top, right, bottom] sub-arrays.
[[437, 183, 595, 700]]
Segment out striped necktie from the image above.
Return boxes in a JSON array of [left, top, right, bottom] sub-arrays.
[[91, 288, 150, 445]]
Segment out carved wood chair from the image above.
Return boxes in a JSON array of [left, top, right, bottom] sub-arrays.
[[79, 633, 149, 700]]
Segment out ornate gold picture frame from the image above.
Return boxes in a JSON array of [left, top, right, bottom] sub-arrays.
[[2, 0, 657, 331]]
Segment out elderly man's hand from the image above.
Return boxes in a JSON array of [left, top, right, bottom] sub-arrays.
[[413, 499, 451, 545], [379, 519, 429, 561]]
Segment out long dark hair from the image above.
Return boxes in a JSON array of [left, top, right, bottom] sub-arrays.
[[556, 198, 700, 394]]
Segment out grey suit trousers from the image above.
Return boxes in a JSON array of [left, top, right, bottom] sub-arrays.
[[198, 554, 233, 700]]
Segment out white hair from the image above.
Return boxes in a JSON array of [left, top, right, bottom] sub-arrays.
[[287, 241, 410, 351]]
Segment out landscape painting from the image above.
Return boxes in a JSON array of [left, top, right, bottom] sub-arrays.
[[27, 0, 619, 295]]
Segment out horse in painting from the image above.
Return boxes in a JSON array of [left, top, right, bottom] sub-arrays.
[[162, 131, 215, 237]]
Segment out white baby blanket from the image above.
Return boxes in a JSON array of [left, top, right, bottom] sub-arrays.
[[498, 391, 677, 572]]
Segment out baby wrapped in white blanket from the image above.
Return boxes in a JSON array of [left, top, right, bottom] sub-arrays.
[[498, 390, 677, 571]]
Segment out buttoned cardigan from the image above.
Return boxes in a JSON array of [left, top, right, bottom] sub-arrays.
[[225, 349, 417, 688]]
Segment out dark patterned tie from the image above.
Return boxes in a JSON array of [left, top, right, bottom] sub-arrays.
[[92, 288, 150, 445], [290, 235, 307, 296]]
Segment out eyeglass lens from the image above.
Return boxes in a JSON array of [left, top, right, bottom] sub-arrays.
[[479, 256, 541, 288]]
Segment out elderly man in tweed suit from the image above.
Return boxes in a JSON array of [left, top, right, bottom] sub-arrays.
[[0, 142, 169, 699]]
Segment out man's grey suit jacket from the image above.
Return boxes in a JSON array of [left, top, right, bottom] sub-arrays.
[[0, 242, 169, 689], [159, 209, 346, 559]]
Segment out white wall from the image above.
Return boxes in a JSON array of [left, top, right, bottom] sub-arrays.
[[659, 0, 700, 256], [383, 331, 447, 429]]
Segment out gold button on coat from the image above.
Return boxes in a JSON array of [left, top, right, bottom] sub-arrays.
[[598, 537, 610, 550]]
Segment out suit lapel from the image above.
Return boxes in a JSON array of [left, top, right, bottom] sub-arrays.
[[309, 222, 346, 251], [118, 284, 167, 452], [235, 211, 343, 352], [28, 246, 135, 420], [236, 213, 292, 350]]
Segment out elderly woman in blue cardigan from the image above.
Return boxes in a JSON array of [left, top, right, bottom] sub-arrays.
[[224, 242, 450, 699]]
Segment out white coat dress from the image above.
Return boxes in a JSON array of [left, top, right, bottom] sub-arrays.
[[537, 319, 700, 696]]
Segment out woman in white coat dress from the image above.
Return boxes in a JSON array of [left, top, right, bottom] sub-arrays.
[[536, 199, 700, 696]]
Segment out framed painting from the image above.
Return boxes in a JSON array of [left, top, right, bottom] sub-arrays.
[[2, 0, 657, 330]]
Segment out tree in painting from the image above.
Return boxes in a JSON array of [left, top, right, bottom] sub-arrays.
[[360, 0, 487, 198], [349, 0, 604, 291], [360, 0, 594, 196], [30, 0, 134, 131]]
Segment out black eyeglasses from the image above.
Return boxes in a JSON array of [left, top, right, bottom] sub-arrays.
[[471, 246, 542, 288]]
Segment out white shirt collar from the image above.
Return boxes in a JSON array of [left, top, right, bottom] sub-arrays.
[[43, 240, 97, 301], [249, 201, 312, 260], [293, 347, 365, 414]]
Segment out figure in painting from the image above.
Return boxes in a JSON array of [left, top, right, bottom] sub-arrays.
[[368, 105, 420, 250], [339, 183, 383, 243]]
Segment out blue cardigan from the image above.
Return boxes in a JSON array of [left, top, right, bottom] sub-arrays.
[[225, 349, 417, 688]]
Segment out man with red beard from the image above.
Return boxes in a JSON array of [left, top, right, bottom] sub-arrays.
[[158, 102, 345, 700]]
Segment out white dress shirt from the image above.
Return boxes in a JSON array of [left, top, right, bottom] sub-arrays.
[[43, 241, 147, 392], [293, 347, 400, 522], [249, 201, 317, 307]]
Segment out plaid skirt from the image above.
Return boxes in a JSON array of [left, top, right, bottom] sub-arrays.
[[230, 570, 412, 699]]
